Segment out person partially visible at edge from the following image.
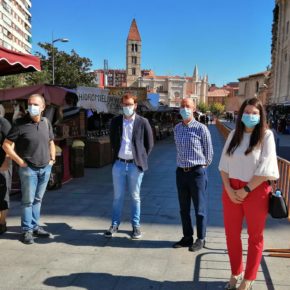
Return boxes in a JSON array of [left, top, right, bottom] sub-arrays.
[[0, 116, 12, 235], [105, 93, 154, 239], [2, 94, 56, 245], [219, 97, 279, 290], [173, 98, 213, 252]]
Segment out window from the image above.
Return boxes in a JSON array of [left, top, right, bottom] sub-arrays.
[[285, 52, 288, 62], [3, 1, 12, 13], [135, 44, 138, 52], [131, 44, 134, 52], [256, 81, 259, 93], [3, 14, 12, 26], [132, 68, 136, 75], [132, 56, 137, 64]]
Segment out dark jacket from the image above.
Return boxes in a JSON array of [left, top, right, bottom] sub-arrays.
[[110, 114, 154, 171]]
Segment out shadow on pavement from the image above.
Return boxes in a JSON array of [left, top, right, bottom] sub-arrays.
[[43, 272, 226, 290]]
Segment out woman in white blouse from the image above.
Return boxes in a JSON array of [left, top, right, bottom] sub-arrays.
[[219, 98, 279, 290]]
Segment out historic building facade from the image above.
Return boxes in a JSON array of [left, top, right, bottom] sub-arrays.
[[270, 0, 290, 104], [138, 65, 208, 107], [95, 19, 209, 106], [238, 71, 270, 105], [0, 0, 32, 53]]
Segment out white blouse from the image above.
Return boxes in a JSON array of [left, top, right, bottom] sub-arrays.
[[218, 129, 279, 182]]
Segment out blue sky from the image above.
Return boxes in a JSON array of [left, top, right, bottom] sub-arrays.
[[31, 0, 274, 86]]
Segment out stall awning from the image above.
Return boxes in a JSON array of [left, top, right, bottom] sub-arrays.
[[0, 46, 41, 76], [0, 84, 76, 106]]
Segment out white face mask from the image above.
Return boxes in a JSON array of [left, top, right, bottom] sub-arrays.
[[28, 104, 41, 117], [123, 105, 135, 117]]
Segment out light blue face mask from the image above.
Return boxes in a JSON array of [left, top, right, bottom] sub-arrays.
[[241, 113, 260, 128], [179, 108, 192, 121], [27, 105, 41, 117], [123, 105, 135, 117]]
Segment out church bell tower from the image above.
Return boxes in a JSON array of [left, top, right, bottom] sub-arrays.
[[126, 19, 141, 87]]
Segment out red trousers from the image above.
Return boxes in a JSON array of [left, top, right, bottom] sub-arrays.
[[222, 178, 270, 280]]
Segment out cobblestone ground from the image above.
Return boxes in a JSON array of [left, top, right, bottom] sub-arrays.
[[0, 124, 289, 290]]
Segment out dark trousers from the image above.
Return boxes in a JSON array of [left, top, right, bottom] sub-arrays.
[[176, 166, 208, 240]]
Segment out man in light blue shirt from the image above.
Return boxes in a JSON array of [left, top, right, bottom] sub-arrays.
[[105, 93, 154, 239], [173, 98, 213, 252]]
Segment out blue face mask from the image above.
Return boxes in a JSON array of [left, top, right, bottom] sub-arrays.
[[123, 105, 135, 117], [241, 113, 260, 128], [180, 108, 192, 121], [28, 105, 41, 117]]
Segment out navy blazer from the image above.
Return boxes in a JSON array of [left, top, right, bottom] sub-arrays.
[[110, 114, 154, 171]]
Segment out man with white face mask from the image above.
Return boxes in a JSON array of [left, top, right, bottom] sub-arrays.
[[173, 98, 213, 252], [3, 94, 55, 244], [105, 93, 154, 239]]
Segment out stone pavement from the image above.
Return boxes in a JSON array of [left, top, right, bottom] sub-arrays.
[[0, 125, 290, 290]]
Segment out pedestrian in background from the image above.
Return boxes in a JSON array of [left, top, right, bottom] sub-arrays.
[[219, 97, 279, 290], [173, 98, 213, 252], [0, 115, 12, 234], [105, 93, 154, 239], [3, 94, 56, 244]]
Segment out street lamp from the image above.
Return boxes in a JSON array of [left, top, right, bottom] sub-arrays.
[[52, 37, 69, 85]]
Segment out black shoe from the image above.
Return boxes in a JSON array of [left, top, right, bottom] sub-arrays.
[[189, 239, 205, 252], [131, 226, 142, 239], [33, 227, 51, 237], [104, 225, 118, 238], [172, 237, 193, 248], [0, 223, 7, 235], [22, 231, 34, 244]]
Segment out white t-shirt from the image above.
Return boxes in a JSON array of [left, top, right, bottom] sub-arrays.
[[218, 129, 279, 182]]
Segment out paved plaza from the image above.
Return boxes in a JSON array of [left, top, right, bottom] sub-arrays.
[[0, 125, 290, 290]]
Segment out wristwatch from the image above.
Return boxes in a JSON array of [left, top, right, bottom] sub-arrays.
[[243, 185, 251, 193]]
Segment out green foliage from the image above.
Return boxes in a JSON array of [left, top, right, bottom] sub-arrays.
[[210, 102, 225, 116], [197, 102, 209, 113], [0, 42, 96, 88], [0, 74, 26, 88], [36, 42, 96, 87]]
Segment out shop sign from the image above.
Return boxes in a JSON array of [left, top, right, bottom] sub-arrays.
[[76, 86, 121, 114]]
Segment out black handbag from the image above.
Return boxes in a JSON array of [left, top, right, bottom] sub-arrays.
[[269, 186, 288, 219]]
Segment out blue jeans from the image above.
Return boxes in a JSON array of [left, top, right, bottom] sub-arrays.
[[111, 160, 144, 227], [18, 164, 52, 232]]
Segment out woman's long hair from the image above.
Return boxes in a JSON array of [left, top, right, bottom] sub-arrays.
[[226, 97, 267, 155]]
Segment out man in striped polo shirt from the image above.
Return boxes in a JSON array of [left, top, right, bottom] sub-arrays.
[[173, 98, 213, 252]]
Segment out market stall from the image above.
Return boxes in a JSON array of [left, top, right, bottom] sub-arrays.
[[0, 84, 80, 189], [0, 46, 41, 76]]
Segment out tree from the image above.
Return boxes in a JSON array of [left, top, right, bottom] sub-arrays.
[[0, 43, 96, 88], [197, 102, 209, 113], [35, 42, 96, 87], [0, 74, 26, 88], [210, 102, 225, 116]]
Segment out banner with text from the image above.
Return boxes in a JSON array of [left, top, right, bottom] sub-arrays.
[[76, 87, 121, 114]]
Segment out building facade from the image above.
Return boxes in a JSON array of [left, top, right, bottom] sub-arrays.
[[138, 65, 208, 107], [94, 19, 209, 107], [238, 71, 270, 105], [207, 88, 229, 107], [270, 0, 290, 105], [0, 0, 32, 53]]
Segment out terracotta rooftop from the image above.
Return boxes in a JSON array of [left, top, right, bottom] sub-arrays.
[[127, 19, 141, 41], [207, 89, 230, 97]]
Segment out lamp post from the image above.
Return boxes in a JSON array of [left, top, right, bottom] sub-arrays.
[[52, 37, 69, 85]]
